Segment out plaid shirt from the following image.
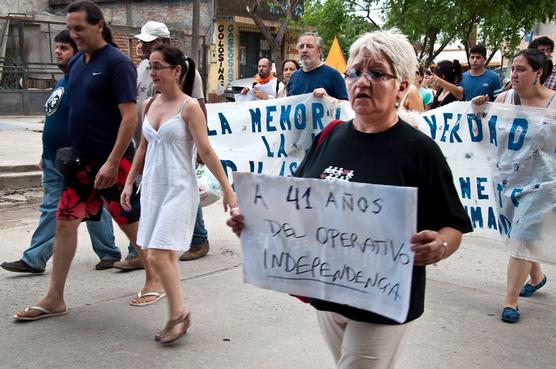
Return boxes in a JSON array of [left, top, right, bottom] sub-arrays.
[[545, 68, 556, 91]]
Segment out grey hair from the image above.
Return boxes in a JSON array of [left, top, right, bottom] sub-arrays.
[[297, 31, 325, 50], [348, 29, 417, 84]]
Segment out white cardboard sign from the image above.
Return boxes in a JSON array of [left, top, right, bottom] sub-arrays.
[[234, 172, 417, 323]]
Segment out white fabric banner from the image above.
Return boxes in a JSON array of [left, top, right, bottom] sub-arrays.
[[206, 98, 556, 265], [234, 172, 417, 323], [206, 93, 354, 180], [414, 102, 556, 264]]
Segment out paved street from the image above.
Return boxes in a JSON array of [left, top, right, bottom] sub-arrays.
[[0, 119, 555, 369]]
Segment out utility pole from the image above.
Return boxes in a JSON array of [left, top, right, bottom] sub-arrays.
[[191, 0, 200, 63]]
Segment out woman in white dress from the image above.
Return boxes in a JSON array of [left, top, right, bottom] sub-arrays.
[[121, 45, 236, 343]]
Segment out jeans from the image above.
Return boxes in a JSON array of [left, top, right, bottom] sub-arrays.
[[191, 206, 208, 246], [21, 159, 121, 270], [127, 205, 207, 257]]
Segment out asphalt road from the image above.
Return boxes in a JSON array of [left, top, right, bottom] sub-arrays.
[[0, 198, 555, 369]]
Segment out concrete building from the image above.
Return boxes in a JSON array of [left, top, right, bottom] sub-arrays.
[[0, 0, 304, 114], [207, 0, 302, 101]]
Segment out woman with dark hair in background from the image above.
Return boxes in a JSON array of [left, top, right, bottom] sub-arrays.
[[473, 48, 555, 324], [415, 65, 434, 110], [277, 59, 300, 97], [430, 59, 463, 108], [528, 36, 555, 90], [121, 45, 236, 343]]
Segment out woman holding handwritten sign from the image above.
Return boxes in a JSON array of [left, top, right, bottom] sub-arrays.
[[473, 48, 555, 324], [228, 30, 472, 369]]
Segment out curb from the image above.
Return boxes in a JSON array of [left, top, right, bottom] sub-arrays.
[[0, 165, 41, 190]]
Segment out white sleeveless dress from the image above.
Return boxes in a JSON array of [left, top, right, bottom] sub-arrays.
[[137, 99, 199, 251]]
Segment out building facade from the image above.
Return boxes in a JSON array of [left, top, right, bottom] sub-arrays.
[[0, 0, 303, 113], [207, 0, 302, 101]]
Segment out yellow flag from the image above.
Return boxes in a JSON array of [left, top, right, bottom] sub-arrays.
[[325, 36, 347, 74]]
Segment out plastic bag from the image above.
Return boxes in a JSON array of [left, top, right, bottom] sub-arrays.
[[196, 165, 222, 207]]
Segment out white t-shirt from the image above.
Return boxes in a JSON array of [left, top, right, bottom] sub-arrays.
[[235, 77, 283, 101]]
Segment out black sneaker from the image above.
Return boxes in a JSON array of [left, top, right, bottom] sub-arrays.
[[0, 260, 44, 274]]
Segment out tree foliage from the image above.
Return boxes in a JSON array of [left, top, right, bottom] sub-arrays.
[[299, 0, 379, 58], [383, 0, 556, 65], [301, 0, 556, 66], [247, 0, 302, 79]]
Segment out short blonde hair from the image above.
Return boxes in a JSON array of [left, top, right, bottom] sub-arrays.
[[348, 29, 417, 84]]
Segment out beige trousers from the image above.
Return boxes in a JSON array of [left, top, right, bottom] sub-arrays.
[[317, 310, 412, 369]]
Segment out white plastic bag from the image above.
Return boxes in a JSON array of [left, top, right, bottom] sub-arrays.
[[196, 165, 222, 207]]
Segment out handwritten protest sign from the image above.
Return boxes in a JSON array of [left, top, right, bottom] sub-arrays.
[[233, 172, 417, 323]]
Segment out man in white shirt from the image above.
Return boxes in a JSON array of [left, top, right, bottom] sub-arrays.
[[239, 58, 283, 100]]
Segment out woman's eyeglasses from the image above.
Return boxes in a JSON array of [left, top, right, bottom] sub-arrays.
[[146, 65, 175, 72], [344, 68, 397, 82]]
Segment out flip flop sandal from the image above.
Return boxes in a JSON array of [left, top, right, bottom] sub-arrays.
[[14, 306, 68, 321], [155, 312, 191, 344], [129, 291, 166, 307]]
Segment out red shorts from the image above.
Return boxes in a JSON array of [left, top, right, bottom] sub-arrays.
[[56, 148, 140, 225]]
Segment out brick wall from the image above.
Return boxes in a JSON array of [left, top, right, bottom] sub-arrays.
[[112, 31, 191, 67], [50, 0, 211, 35], [112, 31, 141, 65], [1, 0, 49, 15]]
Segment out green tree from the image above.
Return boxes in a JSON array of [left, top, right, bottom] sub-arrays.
[[247, 0, 302, 79], [300, 0, 379, 59], [382, 0, 556, 65], [295, 0, 556, 67]]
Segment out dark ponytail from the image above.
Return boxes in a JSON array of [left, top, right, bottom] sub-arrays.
[[102, 26, 118, 48], [181, 56, 196, 96], [67, 0, 118, 48], [452, 59, 462, 84], [435, 59, 462, 85]]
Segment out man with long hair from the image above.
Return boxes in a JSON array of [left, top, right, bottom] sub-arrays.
[[13, 0, 158, 320]]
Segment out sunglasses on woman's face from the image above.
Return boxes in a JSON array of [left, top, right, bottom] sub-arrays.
[[344, 68, 397, 82], [146, 64, 176, 72]]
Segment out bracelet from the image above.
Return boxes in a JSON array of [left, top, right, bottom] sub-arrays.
[[440, 241, 449, 259]]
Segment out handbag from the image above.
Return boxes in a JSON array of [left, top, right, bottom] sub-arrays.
[[55, 147, 82, 176]]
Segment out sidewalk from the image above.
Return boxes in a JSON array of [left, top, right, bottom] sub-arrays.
[[0, 116, 44, 191], [0, 198, 555, 369], [0, 116, 555, 369]]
